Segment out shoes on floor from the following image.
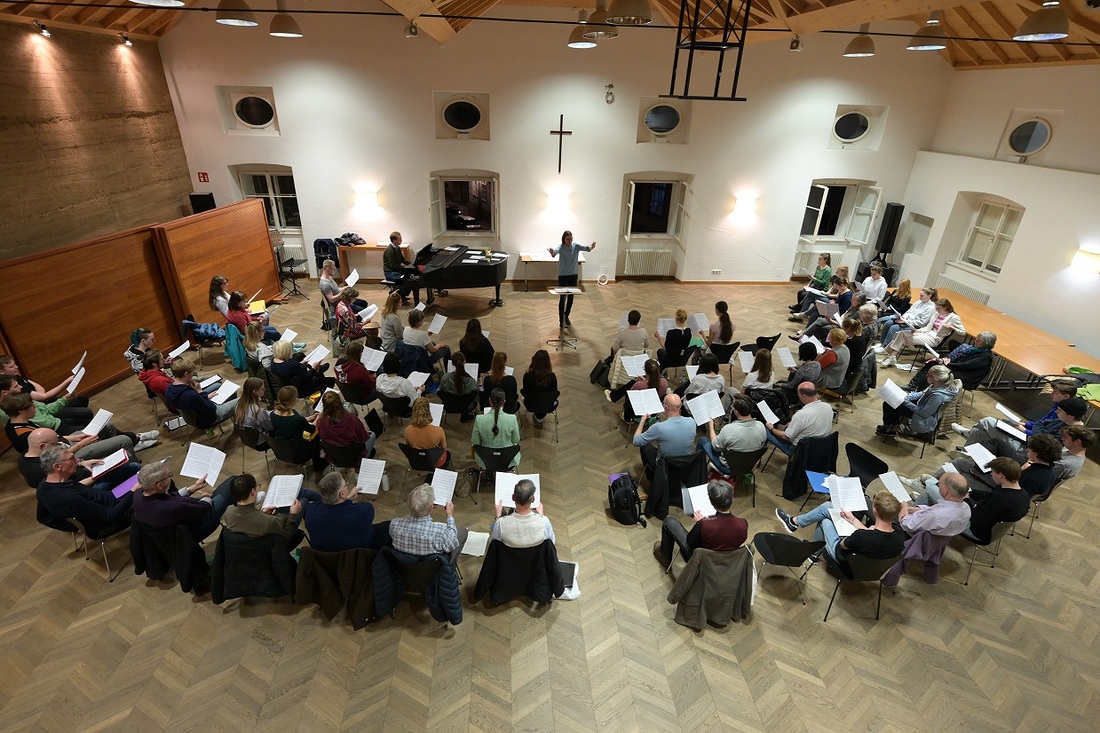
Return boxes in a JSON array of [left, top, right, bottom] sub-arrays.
[[138, 430, 160, 441], [951, 422, 969, 437], [872, 344, 886, 354], [653, 541, 671, 568], [134, 438, 158, 452], [788, 315, 803, 322], [565, 317, 572, 326], [878, 356, 897, 367], [775, 507, 799, 534], [604, 389, 613, 403], [788, 334, 800, 342]]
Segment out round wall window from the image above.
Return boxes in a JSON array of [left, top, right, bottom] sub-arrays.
[[1008, 119, 1051, 155], [833, 112, 870, 143], [234, 96, 275, 128], [443, 101, 482, 132], [644, 104, 681, 134]]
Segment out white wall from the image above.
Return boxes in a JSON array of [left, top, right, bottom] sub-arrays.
[[157, 11, 951, 283]]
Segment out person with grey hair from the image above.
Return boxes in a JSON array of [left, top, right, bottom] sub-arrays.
[[903, 331, 996, 393], [132, 459, 232, 541], [898, 473, 971, 537], [389, 483, 468, 562], [302, 472, 391, 552], [36, 444, 139, 536], [876, 364, 958, 436], [490, 479, 555, 548], [653, 479, 748, 567]]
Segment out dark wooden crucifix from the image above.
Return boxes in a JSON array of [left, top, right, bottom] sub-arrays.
[[549, 114, 573, 174]]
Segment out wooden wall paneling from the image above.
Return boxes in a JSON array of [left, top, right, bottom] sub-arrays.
[[0, 226, 179, 400], [154, 200, 282, 323]]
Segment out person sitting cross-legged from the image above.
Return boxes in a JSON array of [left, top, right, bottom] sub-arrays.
[[653, 479, 748, 567], [775, 489, 905, 572], [220, 473, 305, 550], [303, 471, 391, 552], [764, 382, 833, 456], [491, 479, 555, 549]]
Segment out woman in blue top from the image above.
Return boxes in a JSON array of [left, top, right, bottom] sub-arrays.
[[548, 231, 596, 328]]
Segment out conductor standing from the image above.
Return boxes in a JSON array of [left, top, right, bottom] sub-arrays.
[[548, 231, 595, 329]]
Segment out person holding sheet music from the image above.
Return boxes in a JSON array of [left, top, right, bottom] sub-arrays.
[[36, 444, 139, 537], [389, 483, 468, 563], [873, 286, 937, 351], [548, 231, 595, 328], [404, 397, 449, 468], [226, 291, 281, 343], [654, 309, 696, 369], [775, 489, 904, 573], [789, 266, 849, 321], [0, 354, 90, 417], [220, 473, 305, 548], [472, 389, 521, 470], [815, 328, 850, 392], [439, 353, 478, 421], [403, 310, 451, 370], [605, 358, 666, 422], [764, 383, 832, 456], [123, 328, 161, 375], [774, 343, 821, 406], [698, 396, 767, 476], [270, 386, 328, 473], [19, 427, 139, 491], [790, 276, 851, 324], [961, 458, 1031, 543], [335, 342, 377, 398], [787, 253, 833, 312], [611, 310, 649, 357], [794, 292, 866, 342], [319, 259, 370, 313], [704, 301, 735, 347], [492, 479, 555, 549], [897, 474, 971, 536], [680, 353, 730, 413], [903, 331, 995, 393], [303, 472, 392, 552], [653, 479, 747, 568], [133, 460, 230, 542], [879, 278, 913, 317], [521, 349, 558, 424], [243, 322, 274, 370], [632, 394, 697, 479], [482, 353, 519, 414], [234, 378, 273, 438], [856, 264, 888, 304], [335, 287, 378, 342], [878, 299, 965, 368], [165, 359, 239, 429], [876, 364, 957, 437], [376, 352, 423, 405], [741, 349, 776, 391], [378, 292, 405, 353], [459, 319, 495, 375], [953, 387, 1084, 462], [271, 340, 333, 397], [1, 389, 155, 454]]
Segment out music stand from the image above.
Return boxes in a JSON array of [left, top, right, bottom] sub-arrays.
[[547, 287, 580, 351]]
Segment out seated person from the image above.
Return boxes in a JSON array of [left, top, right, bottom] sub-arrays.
[[962, 457, 1031, 543], [878, 299, 964, 368], [383, 231, 417, 303], [220, 473, 304, 549], [334, 341, 377, 400], [0, 371, 89, 430], [705, 301, 736, 347], [243, 321, 274, 370], [226, 290, 280, 343], [472, 389, 522, 470], [209, 274, 231, 317], [132, 459, 230, 542], [790, 275, 851, 322], [319, 258, 369, 313], [164, 358, 238, 428], [814, 327, 850, 392], [376, 351, 423, 404], [681, 352, 729, 410], [491, 478, 555, 548], [953, 381, 1084, 462], [389, 482, 468, 563], [856, 263, 888, 304], [873, 286, 937, 351], [315, 390, 375, 459], [520, 349, 559, 425], [698, 396, 767, 475], [403, 309, 451, 369], [776, 489, 905, 573], [632, 394, 697, 479], [899, 473, 971, 537], [378, 291, 405, 353], [788, 253, 833, 312], [270, 340, 333, 397], [304, 471, 391, 552], [1053, 424, 1095, 484], [459, 318, 495, 375], [654, 479, 747, 566], [482, 352, 519, 414], [795, 293, 866, 343], [404, 397, 449, 468], [36, 444, 141, 535], [270, 386, 326, 472], [2, 389, 154, 454], [440, 353, 479, 421], [904, 331, 996, 392], [606, 358, 667, 423], [764, 383, 833, 456], [774, 343, 821, 405], [741, 348, 775, 391], [138, 350, 173, 396], [611, 309, 649, 357], [234, 377, 273, 437], [124, 327, 157, 374], [22, 427, 140, 492], [654, 309, 696, 369], [876, 364, 957, 437], [1, 353, 89, 414], [335, 287, 377, 341]]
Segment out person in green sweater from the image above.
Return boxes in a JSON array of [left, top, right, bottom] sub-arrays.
[[788, 252, 833, 312]]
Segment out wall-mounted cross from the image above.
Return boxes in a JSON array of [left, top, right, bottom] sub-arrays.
[[549, 114, 573, 174]]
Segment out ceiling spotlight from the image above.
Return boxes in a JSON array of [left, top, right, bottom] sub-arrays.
[[119, 32, 133, 46], [789, 34, 804, 51], [127, 0, 185, 7], [215, 0, 259, 27], [607, 0, 652, 25], [582, 1, 619, 40], [907, 10, 947, 50], [405, 21, 419, 38], [842, 23, 875, 57], [33, 20, 51, 37], [1014, 1, 1069, 41], [567, 10, 597, 49]]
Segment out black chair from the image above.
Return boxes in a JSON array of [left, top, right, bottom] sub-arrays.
[[211, 529, 297, 604], [236, 424, 272, 475], [777, 432, 839, 505], [473, 444, 521, 506], [820, 368, 863, 413], [364, 408, 386, 441], [740, 333, 782, 356], [437, 389, 477, 425], [265, 434, 316, 474], [67, 517, 131, 582], [708, 341, 741, 382], [144, 385, 161, 425], [320, 440, 369, 470], [1020, 479, 1063, 540], [959, 521, 1015, 585], [821, 551, 904, 622], [844, 442, 888, 491], [379, 394, 412, 423], [752, 532, 826, 604], [717, 446, 769, 507], [178, 407, 230, 445], [521, 389, 561, 442], [335, 380, 376, 407], [397, 443, 445, 495], [471, 539, 565, 607]]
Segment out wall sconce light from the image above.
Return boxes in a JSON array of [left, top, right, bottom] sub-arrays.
[[547, 191, 570, 211], [34, 21, 51, 38], [1072, 245, 1100, 274], [732, 192, 758, 221], [355, 190, 380, 210], [789, 35, 804, 52], [119, 33, 133, 46]]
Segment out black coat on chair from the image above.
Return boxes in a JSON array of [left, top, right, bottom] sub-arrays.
[[645, 451, 708, 520], [472, 539, 565, 606], [210, 529, 297, 603]]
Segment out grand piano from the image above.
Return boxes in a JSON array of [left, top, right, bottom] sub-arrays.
[[413, 244, 509, 307]]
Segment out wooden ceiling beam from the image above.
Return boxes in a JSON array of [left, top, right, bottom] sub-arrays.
[[376, 0, 458, 42], [956, 5, 1008, 63], [784, 0, 987, 35], [977, 2, 1037, 63]]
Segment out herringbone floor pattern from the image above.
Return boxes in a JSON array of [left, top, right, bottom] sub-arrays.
[[1, 279, 1097, 732]]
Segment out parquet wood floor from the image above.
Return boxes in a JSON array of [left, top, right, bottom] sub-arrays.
[[2, 279, 1098, 732]]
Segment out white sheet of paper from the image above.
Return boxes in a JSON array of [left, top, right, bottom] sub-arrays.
[[495, 473, 540, 508], [627, 388, 664, 417], [445, 361, 455, 373], [686, 390, 725, 426], [363, 347, 385, 372], [210, 380, 240, 405], [279, 328, 298, 343], [358, 304, 379, 322], [656, 318, 675, 338], [777, 347, 796, 369], [345, 269, 359, 288], [461, 258, 479, 264], [504, 366, 514, 377], [461, 531, 491, 557], [801, 267, 813, 277], [756, 400, 780, 425], [82, 409, 113, 437], [262, 474, 303, 509], [429, 402, 444, 426], [199, 375, 222, 389], [168, 341, 190, 359], [619, 311, 630, 329], [463, 363, 479, 380], [67, 367, 86, 395], [414, 302, 426, 312], [431, 469, 458, 505], [686, 484, 716, 517], [314, 387, 341, 412], [407, 371, 430, 388], [738, 350, 755, 374], [619, 354, 647, 378], [995, 403, 1022, 423], [828, 475, 868, 512], [180, 443, 226, 486], [878, 471, 911, 503], [941, 462, 960, 474], [90, 448, 128, 478], [356, 458, 386, 495], [964, 443, 997, 472], [304, 345, 330, 365], [248, 288, 262, 304], [995, 420, 1028, 442], [72, 351, 87, 376], [687, 312, 709, 333], [482, 330, 490, 338], [428, 314, 447, 334], [876, 379, 907, 409], [829, 508, 862, 537], [685, 365, 699, 380], [799, 334, 826, 355]]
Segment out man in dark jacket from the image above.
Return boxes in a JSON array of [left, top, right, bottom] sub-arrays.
[[653, 479, 748, 567], [36, 445, 137, 536], [904, 331, 996, 392]]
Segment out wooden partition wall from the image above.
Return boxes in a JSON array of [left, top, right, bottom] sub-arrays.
[[154, 199, 282, 322]]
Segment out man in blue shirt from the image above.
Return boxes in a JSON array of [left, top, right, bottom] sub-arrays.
[[633, 394, 697, 479], [547, 230, 595, 328]]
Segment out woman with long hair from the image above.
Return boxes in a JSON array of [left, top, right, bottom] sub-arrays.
[[742, 348, 775, 390], [243, 321, 273, 369], [335, 287, 373, 341], [521, 349, 558, 423], [234, 377, 273, 436], [879, 298, 965, 368], [472, 388, 521, 469], [209, 275, 230, 316], [882, 277, 913, 316], [270, 385, 326, 471], [483, 351, 519, 413], [440, 352, 478, 420], [459, 318, 495, 374], [226, 290, 281, 342], [271, 339, 333, 396], [705, 301, 735, 346], [378, 291, 404, 352], [624, 358, 669, 422], [335, 340, 377, 395], [404, 397, 449, 468], [683, 352, 728, 410], [316, 390, 375, 458]]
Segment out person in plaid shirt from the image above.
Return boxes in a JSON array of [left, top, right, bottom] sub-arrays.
[[389, 483, 467, 562]]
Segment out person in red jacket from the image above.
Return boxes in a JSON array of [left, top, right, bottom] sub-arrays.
[[653, 479, 748, 567]]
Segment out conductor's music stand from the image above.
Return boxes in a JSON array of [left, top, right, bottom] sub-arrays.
[[547, 287, 580, 351]]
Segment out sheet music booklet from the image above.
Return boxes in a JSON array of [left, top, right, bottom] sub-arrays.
[[876, 379, 907, 409], [431, 469, 458, 505], [626, 388, 664, 417], [681, 484, 716, 517], [685, 390, 725, 426], [495, 473, 540, 508], [262, 475, 303, 509], [356, 458, 386, 495]]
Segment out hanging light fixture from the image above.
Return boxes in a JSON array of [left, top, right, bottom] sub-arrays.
[[128, 0, 184, 7], [269, 0, 302, 37], [33, 20, 51, 37], [907, 10, 947, 51], [567, 10, 597, 49], [1014, 1, 1068, 42], [582, 1, 619, 40], [842, 23, 875, 57], [607, 0, 651, 25], [215, 0, 259, 27]]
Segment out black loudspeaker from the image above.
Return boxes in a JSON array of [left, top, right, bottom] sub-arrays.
[[856, 261, 897, 288], [874, 202, 904, 255], [189, 192, 216, 214]]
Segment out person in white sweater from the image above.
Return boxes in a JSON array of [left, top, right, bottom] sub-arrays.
[[491, 479, 555, 548]]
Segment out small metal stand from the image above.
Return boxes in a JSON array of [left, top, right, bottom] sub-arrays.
[[546, 286, 580, 351]]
